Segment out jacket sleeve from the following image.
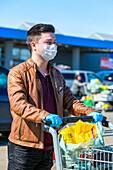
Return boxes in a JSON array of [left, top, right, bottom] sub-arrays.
[[63, 78, 95, 116], [8, 69, 50, 123]]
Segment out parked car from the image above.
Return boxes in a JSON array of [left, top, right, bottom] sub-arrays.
[[96, 71, 113, 85], [0, 65, 12, 133], [60, 69, 102, 88], [59, 69, 104, 97]]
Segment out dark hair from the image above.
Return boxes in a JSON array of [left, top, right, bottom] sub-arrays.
[[27, 23, 55, 53], [75, 74, 81, 79]]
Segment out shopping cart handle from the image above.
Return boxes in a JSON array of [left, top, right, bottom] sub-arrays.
[[41, 116, 94, 127], [41, 116, 108, 127], [41, 119, 52, 132], [61, 116, 93, 125], [101, 116, 109, 127], [62, 116, 107, 125], [42, 119, 52, 126]]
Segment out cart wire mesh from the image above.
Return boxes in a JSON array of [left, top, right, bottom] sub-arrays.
[[61, 146, 113, 169]]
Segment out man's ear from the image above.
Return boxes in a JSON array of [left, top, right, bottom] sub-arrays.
[[31, 41, 36, 51]]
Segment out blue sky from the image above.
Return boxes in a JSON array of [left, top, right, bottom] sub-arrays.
[[1, 0, 113, 37]]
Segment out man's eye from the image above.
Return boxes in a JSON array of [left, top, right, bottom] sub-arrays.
[[44, 41, 56, 45], [45, 42, 52, 45]]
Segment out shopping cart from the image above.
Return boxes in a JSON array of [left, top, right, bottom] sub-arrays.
[[42, 116, 113, 170]]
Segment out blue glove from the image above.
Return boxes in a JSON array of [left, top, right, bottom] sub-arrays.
[[45, 114, 62, 128], [88, 112, 103, 123]]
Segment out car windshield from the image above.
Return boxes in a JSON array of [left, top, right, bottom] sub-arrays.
[[101, 73, 113, 81], [87, 73, 102, 83]]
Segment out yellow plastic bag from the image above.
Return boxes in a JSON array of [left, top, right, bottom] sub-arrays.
[[101, 85, 108, 90], [60, 120, 97, 144], [102, 103, 113, 108]]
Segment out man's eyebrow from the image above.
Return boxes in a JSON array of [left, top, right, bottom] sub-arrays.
[[44, 38, 52, 41], [44, 38, 56, 41]]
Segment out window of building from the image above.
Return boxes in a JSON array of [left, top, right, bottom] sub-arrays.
[[12, 48, 20, 59], [0, 47, 4, 66], [20, 49, 30, 60], [12, 48, 30, 66]]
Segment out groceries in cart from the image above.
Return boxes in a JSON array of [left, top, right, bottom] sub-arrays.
[[60, 120, 97, 144], [95, 101, 113, 110], [60, 120, 104, 150], [87, 78, 111, 95], [42, 116, 113, 169], [82, 82, 113, 110], [87, 79, 102, 93], [59, 119, 113, 169], [82, 96, 93, 107]]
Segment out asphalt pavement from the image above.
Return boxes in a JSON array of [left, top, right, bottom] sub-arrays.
[[0, 134, 8, 170], [0, 110, 113, 170]]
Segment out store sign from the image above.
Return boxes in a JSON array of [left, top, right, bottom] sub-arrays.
[[109, 54, 113, 69], [109, 58, 113, 69], [100, 57, 113, 69], [100, 58, 110, 69]]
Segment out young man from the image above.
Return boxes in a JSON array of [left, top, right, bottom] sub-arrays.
[[7, 23, 103, 170]]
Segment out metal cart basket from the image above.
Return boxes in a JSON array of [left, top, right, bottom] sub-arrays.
[[42, 116, 113, 170]]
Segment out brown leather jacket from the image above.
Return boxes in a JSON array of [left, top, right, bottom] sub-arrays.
[[8, 57, 95, 149]]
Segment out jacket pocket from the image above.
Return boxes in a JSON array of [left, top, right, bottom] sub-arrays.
[[19, 119, 41, 143]]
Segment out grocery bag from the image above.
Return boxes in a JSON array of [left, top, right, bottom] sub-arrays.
[[59, 120, 104, 168]]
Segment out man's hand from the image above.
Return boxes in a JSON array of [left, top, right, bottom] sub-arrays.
[[45, 114, 62, 128], [88, 112, 103, 123]]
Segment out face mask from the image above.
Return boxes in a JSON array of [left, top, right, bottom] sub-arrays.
[[39, 44, 57, 61]]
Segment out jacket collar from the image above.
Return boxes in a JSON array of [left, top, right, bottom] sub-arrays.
[[27, 57, 53, 72]]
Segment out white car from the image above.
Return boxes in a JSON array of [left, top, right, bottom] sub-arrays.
[[59, 69, 102, 89]]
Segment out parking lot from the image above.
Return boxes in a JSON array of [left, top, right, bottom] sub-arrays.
[[0, 111, 113, 170]]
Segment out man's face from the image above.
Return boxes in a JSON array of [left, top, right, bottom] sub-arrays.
[[32, 32, 56, 54]]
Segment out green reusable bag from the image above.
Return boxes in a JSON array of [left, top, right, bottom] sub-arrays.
[[83, 100, 93, 107]]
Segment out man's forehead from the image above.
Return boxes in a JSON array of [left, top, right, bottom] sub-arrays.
[[41, 32, 56, 40]]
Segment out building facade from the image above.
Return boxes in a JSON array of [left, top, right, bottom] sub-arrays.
[[0, 26, 113, 72]]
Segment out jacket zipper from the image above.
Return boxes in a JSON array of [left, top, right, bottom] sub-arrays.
[[35, 73, 44, 146], [35, 67, 44, 128], [49, 72, 58, 114]]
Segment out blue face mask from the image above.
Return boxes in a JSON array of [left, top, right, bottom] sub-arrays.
[[40, 44, 57, 61]]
